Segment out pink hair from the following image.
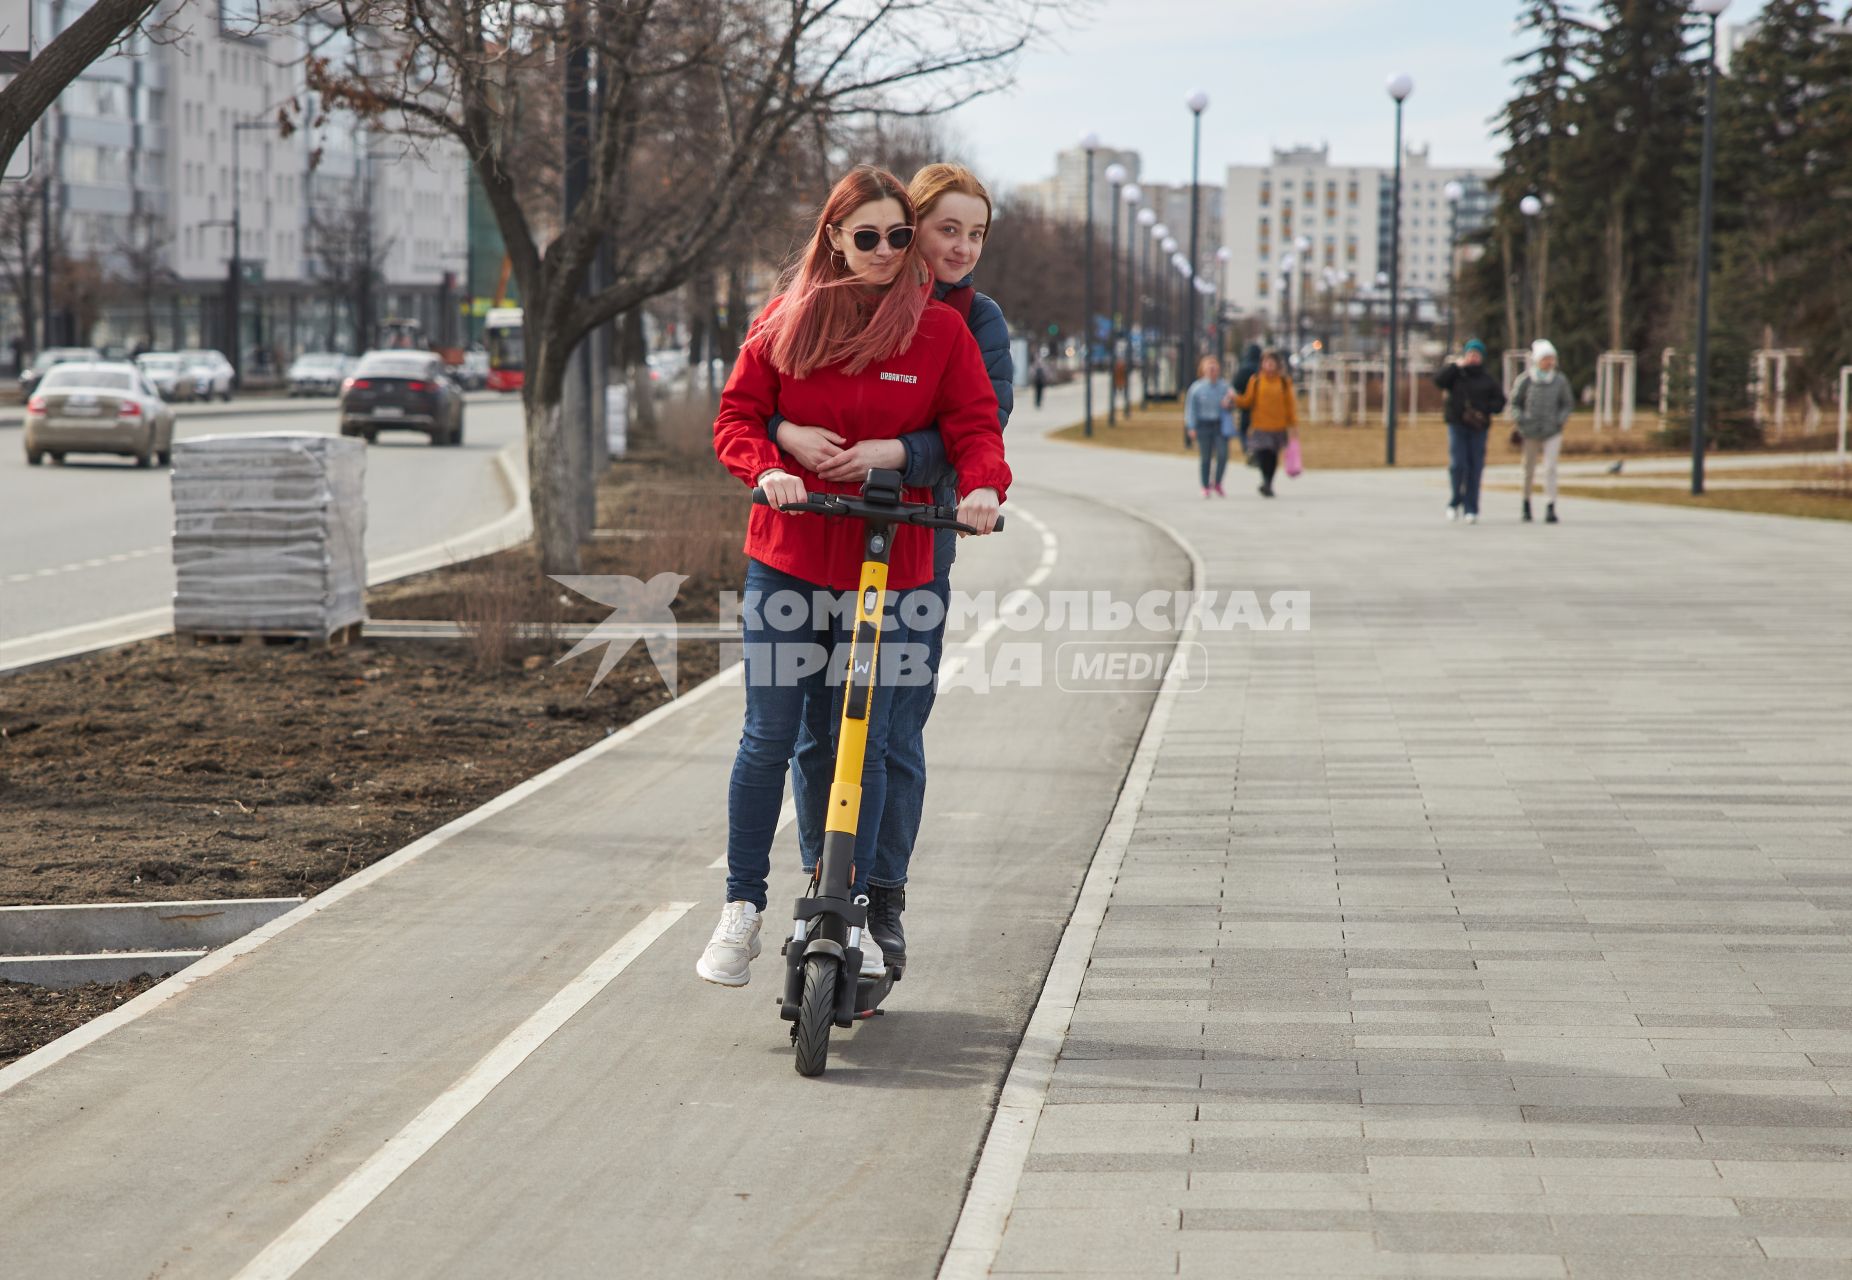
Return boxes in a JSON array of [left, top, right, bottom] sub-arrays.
[[759, 166, 928, 379]]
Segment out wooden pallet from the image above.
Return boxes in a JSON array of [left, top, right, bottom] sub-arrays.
[[175, 621, 363, 651]]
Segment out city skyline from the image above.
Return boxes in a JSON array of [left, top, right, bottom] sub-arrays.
[[945, 0, 1775, 193]]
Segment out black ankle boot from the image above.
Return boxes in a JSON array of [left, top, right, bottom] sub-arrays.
[[1545, 503, 1559, 524], [867, 885, 906, 970], [1522, 499, 1533, 522]]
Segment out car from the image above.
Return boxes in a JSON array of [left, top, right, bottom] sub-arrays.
[[178, 349, 235, 401], [20, 347, 104, 399], [287, 352, 352, 397], [338, 351, 465, 446], [135, 352, 200, 403], [457, 347, 489, 391], [23, 361, 177, 468]]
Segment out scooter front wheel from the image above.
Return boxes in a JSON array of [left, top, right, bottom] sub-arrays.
[[794, 954, 837, 1077]]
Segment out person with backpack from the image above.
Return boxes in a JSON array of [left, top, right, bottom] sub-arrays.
[[1434, 338, 1508, 525], [1509, 338, 1573, 524]]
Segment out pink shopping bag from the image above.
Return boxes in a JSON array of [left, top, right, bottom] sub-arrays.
[[1282, 435, 1303, 478]]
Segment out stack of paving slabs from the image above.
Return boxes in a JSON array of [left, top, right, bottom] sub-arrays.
[[171, 432, 367, 638]]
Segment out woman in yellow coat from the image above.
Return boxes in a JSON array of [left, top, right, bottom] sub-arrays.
[[1232, 350, 1297, 498]]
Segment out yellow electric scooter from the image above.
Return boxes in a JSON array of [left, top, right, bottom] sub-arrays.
[[750, 467, 1003, 1076]]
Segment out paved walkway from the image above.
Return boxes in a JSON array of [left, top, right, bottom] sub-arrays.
[[5, 377, 1852, 1278], [966, 410, 1852, 1276]]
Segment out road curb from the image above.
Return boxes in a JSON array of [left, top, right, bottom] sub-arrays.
[[937, 490, 1207, 1280]]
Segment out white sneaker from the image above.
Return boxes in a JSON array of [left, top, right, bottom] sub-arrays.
[[1446, 506, 1459, 522], [1464, 513, 1479, 525], [696, 901, 762, 987], [858, 926, 885, 978]]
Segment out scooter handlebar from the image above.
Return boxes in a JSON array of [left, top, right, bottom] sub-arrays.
[[750, 486, 1003, 535]]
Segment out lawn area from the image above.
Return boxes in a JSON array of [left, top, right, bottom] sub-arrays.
[[1546, 484, 1852, 523], [1049, 403, 1687, 471]]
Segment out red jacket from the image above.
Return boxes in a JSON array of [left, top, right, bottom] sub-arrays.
[[713, 296, 1011, 590]]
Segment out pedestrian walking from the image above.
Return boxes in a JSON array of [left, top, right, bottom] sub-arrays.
[[1232, 342, 1262, 459], [1232, 349, 1297, 498], [1031, 352, 1050, 408], [1183, 355, 1237, 497], [1433, 338, 1507, 525], [1510, 338, 1573, 524]]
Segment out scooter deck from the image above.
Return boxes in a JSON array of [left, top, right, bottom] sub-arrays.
[[855, 965, 899, 1017]]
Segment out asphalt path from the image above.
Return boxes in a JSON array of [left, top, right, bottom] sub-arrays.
[[0, 393, 527, 663], [0, 410, 1192, 1276]]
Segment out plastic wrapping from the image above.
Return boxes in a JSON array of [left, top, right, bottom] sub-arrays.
[[170, 433, 368, 634]]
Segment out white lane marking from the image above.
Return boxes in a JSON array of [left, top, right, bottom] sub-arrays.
[[4, 545, 165, 584], [709, 797, 795, 869], [937, 494, 1202, 1280], [230, 902, 695, 1280], [0, 663, 744, 1095]]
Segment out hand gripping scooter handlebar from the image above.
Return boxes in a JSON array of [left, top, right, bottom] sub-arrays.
[[750, 475, 1005, 535], [751, 467, 1002, 1076]]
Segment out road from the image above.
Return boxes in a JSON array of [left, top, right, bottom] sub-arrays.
[[0, 394, 529, 668], [0, 381, 1195, 1275]]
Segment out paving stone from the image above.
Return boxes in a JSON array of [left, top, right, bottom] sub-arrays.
[[980, 459, 1852, 1274]]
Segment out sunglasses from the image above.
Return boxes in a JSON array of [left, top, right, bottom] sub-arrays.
[[838, 225, 914, 253]]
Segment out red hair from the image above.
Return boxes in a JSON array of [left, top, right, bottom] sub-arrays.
[[759, 166, 928, 379]]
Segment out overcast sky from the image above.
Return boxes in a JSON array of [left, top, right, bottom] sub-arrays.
[[942, 0, 1771, 190]]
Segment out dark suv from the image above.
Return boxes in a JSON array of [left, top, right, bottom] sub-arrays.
[[338, 351, 465, 446]]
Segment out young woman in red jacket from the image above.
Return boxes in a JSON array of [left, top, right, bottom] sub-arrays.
[[700, 166, 1010, 988]]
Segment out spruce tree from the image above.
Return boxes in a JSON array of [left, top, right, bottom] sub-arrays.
[[1564, 0, 1703, 397], [1481, 2, 1590, 359]]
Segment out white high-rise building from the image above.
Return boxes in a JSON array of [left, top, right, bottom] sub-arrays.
[[3, 2, 469, 372], [1221, 145, 1494, 326], [1012, 144, 1141, 227]]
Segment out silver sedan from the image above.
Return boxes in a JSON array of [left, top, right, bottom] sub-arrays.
[[23, 362, 178, 468]]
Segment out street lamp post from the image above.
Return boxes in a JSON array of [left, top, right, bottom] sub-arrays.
[[1105, 163, 1127, 426], [1215, 245, 1233, 364], [1137, 207, 1157, 406], [1293, 234, 1312, 362], [1444, 179, 1464, 354], [226, 117, 272, 389], [1692, 0, 1731, 496], [1184, 89, 1209, 393], [1122, 183, 1142, 415], [1152, 222, 1170, 399], [1519, 194, 1543, 344], [1162, 232, 1179, 395], [1385, 72, 1414, 466], [1279, 254, 1296, 352], [1081, 132, 1101, 435]]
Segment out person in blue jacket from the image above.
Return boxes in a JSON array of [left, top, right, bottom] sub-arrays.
[[767, 164, 1012, 972]]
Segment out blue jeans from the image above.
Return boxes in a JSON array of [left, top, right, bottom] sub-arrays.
[[724, 559, 926, 911], [1194, 424, 1229, 488], [1448, 423, 1488, 515], [792, 546, 950, 889]]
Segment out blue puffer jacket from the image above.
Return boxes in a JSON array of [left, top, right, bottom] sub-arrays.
[[765, 273, 1013, 577]]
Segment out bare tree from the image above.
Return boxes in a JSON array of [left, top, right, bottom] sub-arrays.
[[0, 175, 42, 356], [110, 206, 172, 348], [306, 192, 391, 353], [283, 0, 1061, 573]]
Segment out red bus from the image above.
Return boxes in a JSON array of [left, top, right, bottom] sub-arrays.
[[484, 308, 524, 393]]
